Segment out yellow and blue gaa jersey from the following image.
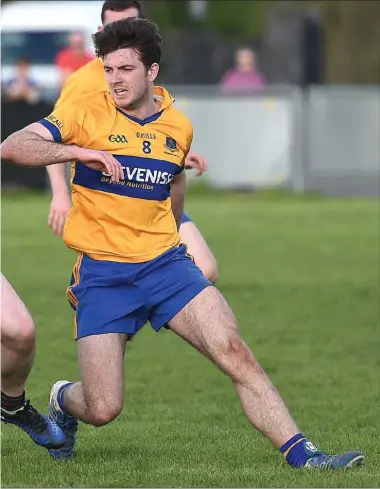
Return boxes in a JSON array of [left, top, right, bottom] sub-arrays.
[[39, 86, 193, 263]]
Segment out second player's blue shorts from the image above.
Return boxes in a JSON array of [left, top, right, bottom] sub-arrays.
[[67, 244, 211, 340], [181, 211, 192, 224]]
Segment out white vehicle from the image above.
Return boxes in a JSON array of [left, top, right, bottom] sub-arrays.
[[1, 1, 103, 100]]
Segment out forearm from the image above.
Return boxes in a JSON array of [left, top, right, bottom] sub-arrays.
[[47, 163, 70, 197], [1, 130, 77, 167], [171, 172, 186, 230]]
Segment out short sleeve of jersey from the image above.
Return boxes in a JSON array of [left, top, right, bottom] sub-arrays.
[[180, 119, 193, 171], [38, 102, 84, 146]]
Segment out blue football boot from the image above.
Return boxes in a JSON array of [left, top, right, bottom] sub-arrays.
[[1, 399, 66, 449]]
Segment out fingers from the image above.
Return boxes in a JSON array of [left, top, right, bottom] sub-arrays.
[[48, 209, 66, 236], [100, 153, 124, 183], [55, 214, 66, 236], [185, 154, 208, 177]]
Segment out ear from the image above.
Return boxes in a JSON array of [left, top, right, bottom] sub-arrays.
[[97, 25, 103, 32], [147, 63, 159, 82]]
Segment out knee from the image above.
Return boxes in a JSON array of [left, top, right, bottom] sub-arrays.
[[221, 336, 261, 382], [2, 313, 35, 352], [86, 399, 123, 427]]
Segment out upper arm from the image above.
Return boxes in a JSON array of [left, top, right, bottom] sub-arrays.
[[172, 168, 187, 187], [23, 122, 55, 142]]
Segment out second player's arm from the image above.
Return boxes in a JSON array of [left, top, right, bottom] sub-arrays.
[[46, 163, 70, 198], [171, 171, 187, 231]]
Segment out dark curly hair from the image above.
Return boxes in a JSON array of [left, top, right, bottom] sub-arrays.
[[92, 18, 161, 69]]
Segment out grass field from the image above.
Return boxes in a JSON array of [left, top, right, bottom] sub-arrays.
[[1, 190, 379, 488]]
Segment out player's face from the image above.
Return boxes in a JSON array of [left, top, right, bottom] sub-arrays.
[[101, 7, 139, 28], [104, 48, 159, 110]]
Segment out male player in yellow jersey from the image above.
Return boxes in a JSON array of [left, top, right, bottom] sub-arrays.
[[47, 0, 218, 283], [1, 18, 364, 470]]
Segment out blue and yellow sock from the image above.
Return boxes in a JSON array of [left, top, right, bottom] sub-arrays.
[[57, 383, 73, 415], [280, 433, 320, 467]]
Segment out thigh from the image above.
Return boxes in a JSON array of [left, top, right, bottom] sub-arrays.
[[179, 220, 218, 282], [147, 245, 211, 332], [77, 333, 128, 409], [1, 273, 33, 336], [168, 286, 245, 370], [67, 256, 148, 340]]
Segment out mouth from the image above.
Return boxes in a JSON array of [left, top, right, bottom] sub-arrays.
[[114, 88, 128, 96]]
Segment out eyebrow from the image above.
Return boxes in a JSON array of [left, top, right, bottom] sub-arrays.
[[104, 64, 135, 70]]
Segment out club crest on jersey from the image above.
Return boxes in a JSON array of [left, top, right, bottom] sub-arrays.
[[164, 137, 179, 153]]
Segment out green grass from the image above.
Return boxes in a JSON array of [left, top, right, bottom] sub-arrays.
[[1, 191, 379, 488]]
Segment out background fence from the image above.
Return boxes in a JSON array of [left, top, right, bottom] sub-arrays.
[[2, 86, 379, 196]]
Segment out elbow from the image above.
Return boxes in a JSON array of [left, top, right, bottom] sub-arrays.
[[202, 261, 219, 284], [0, 140, 13, 163]]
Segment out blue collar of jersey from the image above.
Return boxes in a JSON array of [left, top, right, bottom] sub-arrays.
[[116, 107, 164, 126]]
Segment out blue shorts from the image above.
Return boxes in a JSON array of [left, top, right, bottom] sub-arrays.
[[67, 245, 211, 340], [181, 211, 192, 224]]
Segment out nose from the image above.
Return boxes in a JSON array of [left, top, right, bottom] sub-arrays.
[[110, 70, 123, 85]]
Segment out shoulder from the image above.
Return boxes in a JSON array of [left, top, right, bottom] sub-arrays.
[[75, 57, 103, 76], [66, 58, 103, 85], [161, 105, 193, 155], [168, 104, 193, 135]]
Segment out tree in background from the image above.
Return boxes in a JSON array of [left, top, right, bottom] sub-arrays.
[[321, 0, 380, 84]]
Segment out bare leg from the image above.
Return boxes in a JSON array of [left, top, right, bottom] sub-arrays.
[[1, 274, 67, 449], [63, 333, 128, 426], [180, 221, 218, 283], [168, 286, 299, 448], [1, 274, 35, 397]]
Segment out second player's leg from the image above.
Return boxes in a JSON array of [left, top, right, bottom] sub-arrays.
[[179, 216, 218, 283], [1, 273, 66, 450], [1, 273, 35, 397], [168, 285, 300, 448]]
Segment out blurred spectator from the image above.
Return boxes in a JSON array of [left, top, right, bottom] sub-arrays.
[[3, 57, 40, 104], [55, 32, 94, 87], [219, 47, 266, 94]]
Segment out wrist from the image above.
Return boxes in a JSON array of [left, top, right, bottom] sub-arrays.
[[71, 145, 83, 161]]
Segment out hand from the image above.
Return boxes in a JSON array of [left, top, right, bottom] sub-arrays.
[[75, 147, 124, 182], [48, 192, 71, 237], [184, 152, 207, 177]]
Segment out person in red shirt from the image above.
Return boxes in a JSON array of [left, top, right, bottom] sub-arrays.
[[55, 32, 94, 87]]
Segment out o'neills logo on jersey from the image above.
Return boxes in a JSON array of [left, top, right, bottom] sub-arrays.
[[101, 166, 174, 189], [136, 132, 156, 140]]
